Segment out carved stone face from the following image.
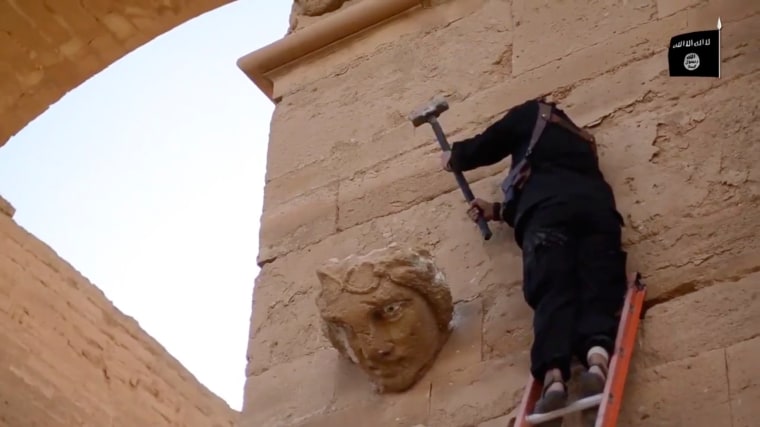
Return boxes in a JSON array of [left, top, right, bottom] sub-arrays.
[[323, 278, 442, 391], [315, 244, 453, 393]]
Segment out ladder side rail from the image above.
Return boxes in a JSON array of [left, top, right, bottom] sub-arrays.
[[596, 273, 647, 427]]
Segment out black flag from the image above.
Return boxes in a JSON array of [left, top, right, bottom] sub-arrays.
[[668, 29, 721, 77]]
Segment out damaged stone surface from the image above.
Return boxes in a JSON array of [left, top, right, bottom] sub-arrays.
[[315, 243, 453, 393], [244, 0, 760, 425]]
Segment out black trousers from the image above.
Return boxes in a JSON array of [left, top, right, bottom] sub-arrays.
[[520, 200, 627, 382]]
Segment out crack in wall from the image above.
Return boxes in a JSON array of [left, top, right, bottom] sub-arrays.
[[643, 264, 760, 314], [724, 347, 735, 427]]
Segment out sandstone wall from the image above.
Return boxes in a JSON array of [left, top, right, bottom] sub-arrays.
[[0, 0, 231, 147], [243, 0, 760, 426], [0, 195, 237, 427]]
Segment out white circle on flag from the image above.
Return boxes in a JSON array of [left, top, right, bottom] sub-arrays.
[[684, 52, 700, 71]]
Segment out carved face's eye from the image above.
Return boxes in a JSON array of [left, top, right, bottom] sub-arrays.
[[380, 301, 404, 319]]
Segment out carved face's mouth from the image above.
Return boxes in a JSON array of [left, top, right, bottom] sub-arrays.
[[366, 351, 405, 364], [366, 358, 408, 377], [370, 367, 401, 379]]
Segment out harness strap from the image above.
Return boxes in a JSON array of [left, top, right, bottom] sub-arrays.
[[505, 101, 598, 192], [526, 103, 553, 157], [548, 112, 597, 156], [510, 103, 552, 189], [500, 101, 610, 227]]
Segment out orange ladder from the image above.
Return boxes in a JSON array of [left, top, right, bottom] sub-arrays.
[[513, 272, 647, 427]]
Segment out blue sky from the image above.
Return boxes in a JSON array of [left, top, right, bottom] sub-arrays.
[[0, 1, 292, 411]]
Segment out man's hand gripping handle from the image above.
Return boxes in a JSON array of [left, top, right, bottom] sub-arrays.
[[427, 116, 493, 241]]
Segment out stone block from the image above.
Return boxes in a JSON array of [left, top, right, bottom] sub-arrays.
[[297, 359, 433, 427], [726, 336, 760, 427], [619, 348, 730, 427], [482, 282, 533, 360], [429, 298, 484, 377], [258, 182, 338, 264], [11, 1, 71, 42], [429, 356, 528, 427], [241, 350, 339, 427], [263, 159, 341, 209], [688, 0, 760, 28], [245, 263, 330, 377], [656, 0, 702, 19], [635, 271, 760, 369], [101, 13, 138, 41], [477, 411, 516, 427], [511, 0, 656, 75], [559, 54, 666, 130], [47, 1, 101, 37], [337, 145, 510, 230]]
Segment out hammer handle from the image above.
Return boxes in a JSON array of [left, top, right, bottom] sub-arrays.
[[428, 118, 493, 241]]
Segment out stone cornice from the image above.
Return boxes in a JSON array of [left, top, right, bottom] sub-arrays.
[[236, 0, 428, 102]]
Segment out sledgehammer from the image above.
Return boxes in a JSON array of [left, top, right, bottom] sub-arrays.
[[408, 96, 493, 241]]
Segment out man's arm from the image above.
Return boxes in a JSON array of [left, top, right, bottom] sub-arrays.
[[447, 102, 533, 171]]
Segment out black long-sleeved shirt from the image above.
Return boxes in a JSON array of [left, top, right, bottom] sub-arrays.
[[449, 99, 622, 243]]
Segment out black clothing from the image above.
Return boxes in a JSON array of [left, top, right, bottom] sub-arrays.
[[521, 201, 627, 382], [449, 99, 627, 383], [449, 99, 622, 246]]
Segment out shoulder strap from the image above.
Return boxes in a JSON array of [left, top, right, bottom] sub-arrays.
[[525, 102, 553, 157], [548, 113, 598, 156]]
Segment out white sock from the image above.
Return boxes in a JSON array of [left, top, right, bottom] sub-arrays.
[[587, 346, 609, 364], [587, 346, 609, 378]]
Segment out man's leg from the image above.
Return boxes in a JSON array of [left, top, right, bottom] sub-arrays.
[[573, 211, 627, 394], [521, 222, 580, 418]]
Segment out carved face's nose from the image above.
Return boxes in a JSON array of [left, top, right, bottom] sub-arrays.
[[376, 344, 393, 357], [367, 342, 394, 360]]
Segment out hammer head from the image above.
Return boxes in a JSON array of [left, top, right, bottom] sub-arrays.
[[408, 95, 449, 127]]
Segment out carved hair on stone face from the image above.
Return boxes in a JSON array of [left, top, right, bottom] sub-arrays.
[[315, 244, 453, 331], [314, 243, 454, 393]]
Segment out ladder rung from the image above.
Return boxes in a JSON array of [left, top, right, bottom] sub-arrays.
[[524, 394, 603, 424]]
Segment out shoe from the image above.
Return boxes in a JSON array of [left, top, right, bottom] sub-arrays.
[[532, 374, 568, 427], [578, 364, 607, 427]]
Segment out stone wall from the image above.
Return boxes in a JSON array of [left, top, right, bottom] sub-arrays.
[[0, 195, 237, 427], [0, 0, 231, 147], [243, 0, 760, 426]]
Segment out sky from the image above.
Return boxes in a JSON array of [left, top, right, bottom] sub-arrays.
[[0, 1, 293, 411]]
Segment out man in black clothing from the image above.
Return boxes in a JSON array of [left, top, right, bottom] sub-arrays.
[[441, 98, 627, 422]]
